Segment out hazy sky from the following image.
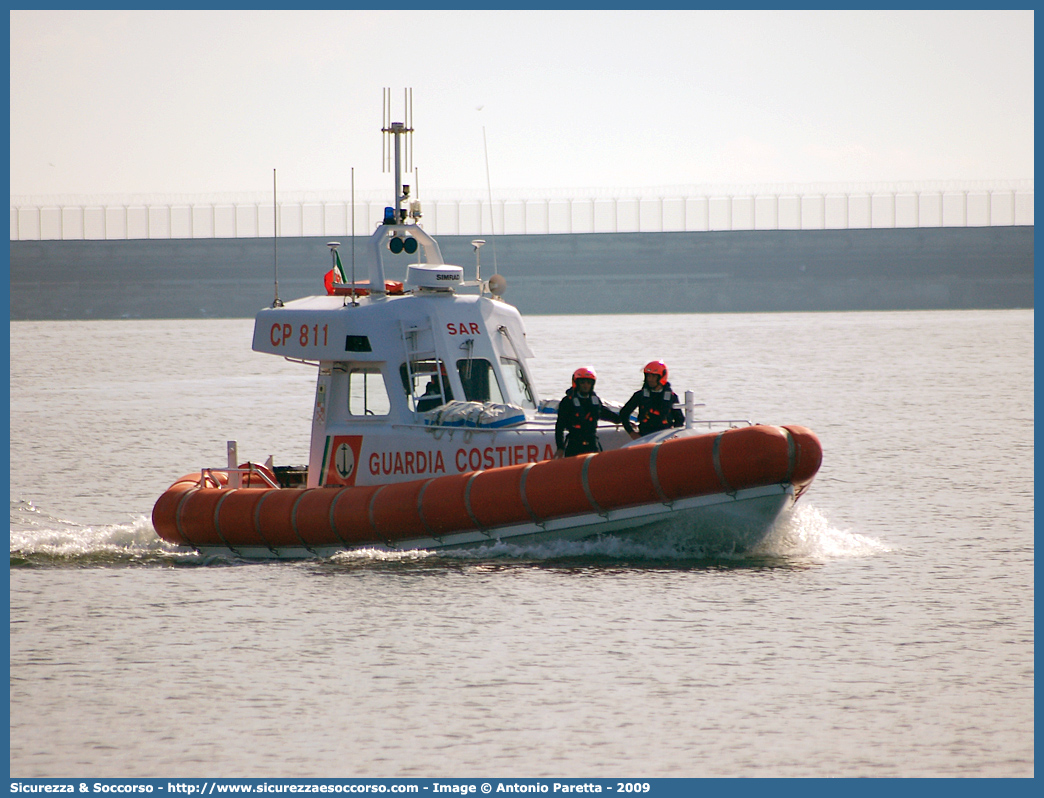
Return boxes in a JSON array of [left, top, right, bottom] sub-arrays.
[[9, 9, 1035, 201]]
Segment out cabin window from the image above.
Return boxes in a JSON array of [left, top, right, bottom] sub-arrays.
[[500, 357, 536, 409], [400, 359, 453, 413], [347, 367, 390, 417], [345, 335, 372, 352], [456, 358, 505, 404]]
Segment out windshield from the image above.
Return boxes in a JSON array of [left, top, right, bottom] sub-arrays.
[[499, 357, 536, 408], [456, 358, 505, 404]]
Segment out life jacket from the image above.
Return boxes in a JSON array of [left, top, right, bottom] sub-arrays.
[[559, 388, 602, 445], [569, 390, 601, 431], [635, 383, 678, 433]]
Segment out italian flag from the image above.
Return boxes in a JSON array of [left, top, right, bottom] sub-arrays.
[[333, 251, 347, 283]]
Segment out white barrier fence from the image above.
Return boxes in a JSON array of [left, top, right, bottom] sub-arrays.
[[10, 182, 1034, 240]]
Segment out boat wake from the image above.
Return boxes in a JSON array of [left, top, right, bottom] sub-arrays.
[[327, 503, 890, 568], [751, 503, 891, 561], [10, 499, 196, 567], [11, 499, 886, 569]]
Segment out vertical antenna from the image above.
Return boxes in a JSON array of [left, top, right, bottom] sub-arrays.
[[482, 127, 499, 275], [350, 166, 357, 305], [414, 167, 420, 230], [272, 168, 283, 307], [382, 88, 388, 173]]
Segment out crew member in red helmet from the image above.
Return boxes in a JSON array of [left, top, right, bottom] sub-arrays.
[[554, 367, 620, 458], [619, 360, 685, 440]]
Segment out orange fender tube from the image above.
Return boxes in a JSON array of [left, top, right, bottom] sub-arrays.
[[523, 454, 597, 521], [782, 425, 823, 488], [151, 479, 198, 545], [215, 489, 271, 549], [654, 434, 723, 501], [417, 472, 476, 537], [330, 485, 381, 544], [293, 489, 342, 548], [154, 425, 823, 549], [255, 489, 306, 548], [371, 481, 430, 540], [468, 465, 533, 528], [177, 489, 228, 547], [586, 444, 664, 509], [152, 472, 230, 546], [716, 425, 792, 491]]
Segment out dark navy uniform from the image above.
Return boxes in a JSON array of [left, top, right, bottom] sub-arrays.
[[555, 388, 620, 456], [619, 381, 684, 438]]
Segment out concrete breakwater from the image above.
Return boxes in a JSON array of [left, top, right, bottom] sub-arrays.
[[9, 226, 1033, 320]]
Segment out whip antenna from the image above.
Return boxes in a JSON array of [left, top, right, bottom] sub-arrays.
[[483, 126, 499, 275], [382, 88, 388, 172], [351, 166, 357, 305], [272, 168, 283, 307]]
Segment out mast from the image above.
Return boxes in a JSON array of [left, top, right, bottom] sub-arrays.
[[372, 88, 444, 297], [271, 168, 283, 307], [382, 87, 414, 223]]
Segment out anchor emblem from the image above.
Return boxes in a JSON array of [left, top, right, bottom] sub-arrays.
[[335, 442, 355, 479]]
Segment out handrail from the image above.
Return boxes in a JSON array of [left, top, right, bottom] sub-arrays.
[[199, 464, 281, 489], [685, 419, 754, 429]]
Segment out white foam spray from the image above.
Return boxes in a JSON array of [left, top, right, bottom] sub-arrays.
[[330, 502, 889, 566], [10, 499, 193, 564], [11, 499, 886, 567], [751, 502, 891, 561]]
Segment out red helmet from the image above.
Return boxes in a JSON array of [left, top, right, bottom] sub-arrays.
[[643, 360, 668, 386], [572, 367, 597, 389]]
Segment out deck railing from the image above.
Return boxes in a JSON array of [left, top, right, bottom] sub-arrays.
[[10, 181, 1033, 240]]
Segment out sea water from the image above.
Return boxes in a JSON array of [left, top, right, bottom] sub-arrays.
[[9, 310, 1034, 777]]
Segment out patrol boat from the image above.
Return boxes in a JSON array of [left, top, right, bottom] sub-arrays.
[[152, 102, 822, 559]]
